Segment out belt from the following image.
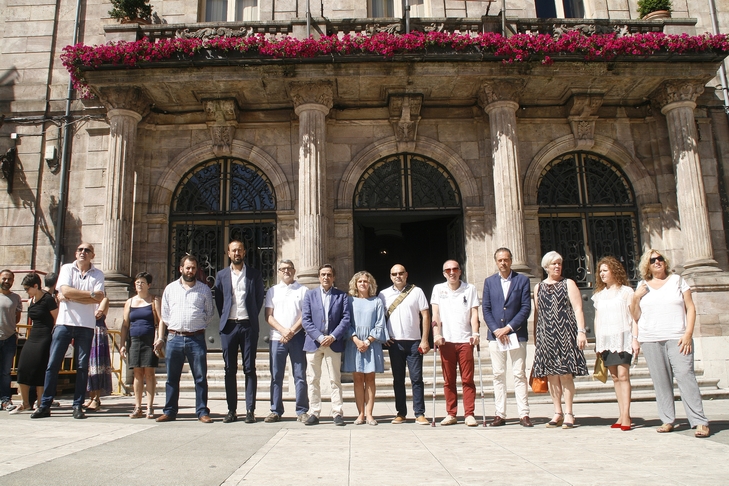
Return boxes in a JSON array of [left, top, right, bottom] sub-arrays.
[[227, 319, 250, 324], [169, 329, 205, 337]]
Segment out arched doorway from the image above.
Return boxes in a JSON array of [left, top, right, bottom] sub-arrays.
[[169, 156, 277, 348], [537, 151, 640, 286], [353, 153, 464, 297]]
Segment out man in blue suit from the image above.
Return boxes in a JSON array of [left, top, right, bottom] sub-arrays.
[[214, 240, 265, 424], [301, 264, 351, 426], [482, 247, 533, 427]]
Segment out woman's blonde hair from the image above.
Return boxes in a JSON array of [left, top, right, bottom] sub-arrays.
[[638, 248, 671, 281], [348, 271, 377, 297], [541, 251, 563, 270], [594, 256, 629, 293]]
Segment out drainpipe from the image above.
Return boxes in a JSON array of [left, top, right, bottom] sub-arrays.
[[306, 0, 311, 37], [502, 0, 506, 37], [403, 0, 410, 33], [53, 0, 83, 273], [708, 0, 729, 115]]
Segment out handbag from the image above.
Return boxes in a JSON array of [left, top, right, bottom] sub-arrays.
[[529, 370, 548, 393], [593, 352, 608, 383]]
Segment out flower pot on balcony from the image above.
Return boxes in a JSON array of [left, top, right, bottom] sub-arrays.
[[642, 10, 671, 20]]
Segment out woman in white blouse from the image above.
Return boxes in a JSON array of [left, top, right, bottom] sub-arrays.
[[592, 256, 639, 431], [631, 249, 710, 438]]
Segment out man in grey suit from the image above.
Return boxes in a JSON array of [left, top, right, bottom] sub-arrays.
[[300, 264, 351, 426], [214, 240, 265, 424], [482, 248, 533, 427]]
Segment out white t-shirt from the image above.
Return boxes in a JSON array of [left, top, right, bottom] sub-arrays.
[[379, 285, 429, 341], [430, 281, 479, 344], [265, 281, 308, 341], [637, 274, 691, 343], [592, 285, 634, 353], [56, 261, 105, 329]]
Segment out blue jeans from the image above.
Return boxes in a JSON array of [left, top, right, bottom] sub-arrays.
[[0, 334, 17, 403], [387, 339, 425, 417], [164, 333, 209, 418], [220, 320, 258, 413], [269, 332, 308, 417], [41, 325, 94, 408]]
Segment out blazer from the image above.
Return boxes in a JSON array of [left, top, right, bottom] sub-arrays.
[[482, 270, 532, 342], [301, 286, 352, 353], [213, 265, 265, 332]]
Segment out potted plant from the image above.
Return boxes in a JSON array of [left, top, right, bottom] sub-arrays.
[[637, 0, 672, 20], [109, 0, 153, 23]]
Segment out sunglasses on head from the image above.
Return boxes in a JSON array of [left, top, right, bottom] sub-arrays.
[[649, 255, 665, 264]]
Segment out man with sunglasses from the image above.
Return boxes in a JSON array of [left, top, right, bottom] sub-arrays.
[[32, 243, 105, 419], [379, 264, 431, 425], [431, 260, 480, 426], [263, 260, 309, 423]]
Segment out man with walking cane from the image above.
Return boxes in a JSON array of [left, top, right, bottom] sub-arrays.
[[482, 248, 533, 427], [431, 260, 480, 427]]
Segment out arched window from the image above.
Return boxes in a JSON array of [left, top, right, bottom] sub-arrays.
[[169, 157, 276, 287], [537, 152, 640, 286]]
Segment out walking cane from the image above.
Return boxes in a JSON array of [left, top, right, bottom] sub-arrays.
[[431, 344, 438, 427], [477, 343, 487, 427]]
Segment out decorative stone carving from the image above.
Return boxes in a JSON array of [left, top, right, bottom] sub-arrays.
[[98, 86, 151, 118], [389, 95, 423, 146], [567, 94, 603, 149], [653, 81, 705, 110], [202, 99, 239, 156], [477, 80, 526, 107], [176, 27, 253, 42], [553, 23, 629, 39], [289, 81, 334, 110]]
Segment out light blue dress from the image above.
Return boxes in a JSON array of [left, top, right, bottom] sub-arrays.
[[342, 296, 387, 373]]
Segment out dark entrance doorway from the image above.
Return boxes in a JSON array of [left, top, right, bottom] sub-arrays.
[[352, 153, 464, 297]]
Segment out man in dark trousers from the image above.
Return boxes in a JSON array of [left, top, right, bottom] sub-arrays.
[[214, 240, 265, 424]]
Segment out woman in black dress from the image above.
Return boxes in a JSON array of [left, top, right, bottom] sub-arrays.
[[11, 273, 57, 414]]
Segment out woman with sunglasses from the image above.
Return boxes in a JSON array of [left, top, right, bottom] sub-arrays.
[[632, 249, 710, 438]]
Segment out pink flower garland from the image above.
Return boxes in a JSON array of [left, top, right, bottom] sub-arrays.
[[62, 31, 729, 97]]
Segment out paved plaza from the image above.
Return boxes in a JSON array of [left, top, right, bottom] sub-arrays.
[[1, 394, 728, 485]]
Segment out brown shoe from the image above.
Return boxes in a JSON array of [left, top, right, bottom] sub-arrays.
[[391, 416, 406, 424], [519, 416, 533, 427], [489, 416, 506, 427], [199, 415, 214, 424], [415, 415, 430, 425], [155, 414, 175, 423], [695, 425, 710, 438]]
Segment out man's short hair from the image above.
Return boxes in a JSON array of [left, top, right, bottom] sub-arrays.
[[228, 239, 246, 250], [318, 264, 335, 276], [493, 248, 513, 260], [179, 254, 198, 267], [44, 272, 58, 288], [279, 259, 295, 269], [0, 269, 13, 277]]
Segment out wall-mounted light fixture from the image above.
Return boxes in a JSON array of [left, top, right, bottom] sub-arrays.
[[0, 147, 16, 193]]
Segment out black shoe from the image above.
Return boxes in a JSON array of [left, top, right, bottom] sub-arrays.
[[223, 411, 237, 423], [73, 407, 87, 419], [245, 411, 256, 424], [333, 415, 345, 426], [304, 414, 319, 426], [31, 406, 51, 419]]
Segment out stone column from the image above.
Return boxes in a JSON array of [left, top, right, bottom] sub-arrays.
[[289, 81, 334, 286], [654, 81, 719, 272], [99, 87, 150, 297], [479, 81, 531, 275]]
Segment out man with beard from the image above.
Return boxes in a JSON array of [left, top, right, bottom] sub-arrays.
[[214, 240, 265, 423], [0, 269, 22, 411], [155, 254, 215, 423]]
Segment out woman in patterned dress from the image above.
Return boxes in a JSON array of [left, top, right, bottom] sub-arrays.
[[85, 297, 112, 410], [592, 256, 639, 431], [532, 251, 588, 429]]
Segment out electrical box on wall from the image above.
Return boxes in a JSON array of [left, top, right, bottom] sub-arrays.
[[45, 146, 57, 161]]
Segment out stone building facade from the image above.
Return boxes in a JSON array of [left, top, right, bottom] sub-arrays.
[[1, 1, 729, 386]]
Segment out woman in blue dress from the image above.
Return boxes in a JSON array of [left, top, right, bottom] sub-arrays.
[[343, 271, 387, 425]]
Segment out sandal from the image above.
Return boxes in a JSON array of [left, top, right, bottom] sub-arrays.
[[562, 412, 575, 429], [146, 406, 154, 419], [8, 404, 26, 415], [656, 423, 674, 433], [86, 397, 101, 411], [695, 425, 710, 438], [546, 413, 564, 428], [130, 407, 145, 419]]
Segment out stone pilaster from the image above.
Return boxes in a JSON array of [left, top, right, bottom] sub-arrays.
[[479, 80, 531, 275], [98, 87, 151, 298], [654, 81, 720, 273], [289, 81, 334, 285]]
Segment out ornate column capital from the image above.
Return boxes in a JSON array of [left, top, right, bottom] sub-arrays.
[[202, 99, 239, 156], [653, 80, 705, 113], [289, 81, 334, 114], [389, 94, 423, 151], [478, 80, 525, 111], [98, 86, 151, 118]]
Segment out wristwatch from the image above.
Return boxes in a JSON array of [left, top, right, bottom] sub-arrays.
[[90, 291, 96, 299]]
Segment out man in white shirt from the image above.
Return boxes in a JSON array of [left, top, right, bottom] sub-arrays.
[[379, 264, 431, 425], [431, 260, 480, 427], [264, 259, 309, 423], [32, 243, 105, 420]]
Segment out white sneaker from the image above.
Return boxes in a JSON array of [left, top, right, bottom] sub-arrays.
[[440, 415, 457, 426], [465, 415, 478, 427]]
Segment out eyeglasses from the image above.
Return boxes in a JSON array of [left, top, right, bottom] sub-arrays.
[[23, 286, 30, 291], [390, 272, 405, 276], [278, 267, 294, 273], [443, 267, 460, 273], [77, 247, 92, 254], [650, 255, 665, 264]]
